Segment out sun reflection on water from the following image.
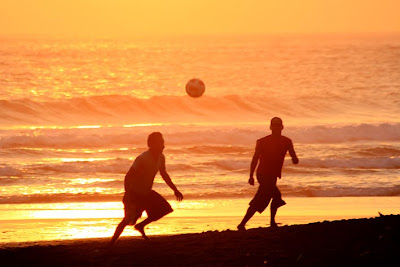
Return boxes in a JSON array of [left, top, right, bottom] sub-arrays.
[[0, 198, 399, 243]]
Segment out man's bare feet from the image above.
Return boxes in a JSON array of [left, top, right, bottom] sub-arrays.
[[270, 222, 279, 228], [237, 224, 246, 231], [134, 223, 149, 240]]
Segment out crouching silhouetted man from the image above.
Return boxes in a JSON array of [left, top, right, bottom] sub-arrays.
[[110, 132, 183, 245], [238, 117, 298, 230]]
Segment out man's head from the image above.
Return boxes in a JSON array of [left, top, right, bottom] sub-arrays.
[[147, 132, 164, 154], [270, 117, 284, 134]]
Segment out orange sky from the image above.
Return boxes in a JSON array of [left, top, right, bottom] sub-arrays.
[[1, 0, 399, 37]]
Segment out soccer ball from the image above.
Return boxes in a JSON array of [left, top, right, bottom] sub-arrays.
[[185, 78, 205, 97]]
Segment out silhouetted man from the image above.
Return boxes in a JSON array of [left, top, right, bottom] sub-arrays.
[[238, 117, 298, 230], [110, 132, 183, 245]]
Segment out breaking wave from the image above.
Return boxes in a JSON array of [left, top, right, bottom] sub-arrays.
[[0, 95, 275, 126], [1, 93, 398, 127]]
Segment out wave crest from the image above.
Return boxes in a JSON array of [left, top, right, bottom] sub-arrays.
[[0, 95, 270, 126]]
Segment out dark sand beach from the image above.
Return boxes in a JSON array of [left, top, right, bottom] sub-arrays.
[[1, 215, 399, 266]]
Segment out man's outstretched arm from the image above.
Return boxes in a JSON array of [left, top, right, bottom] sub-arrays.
[[160, 168, 183, 201], [249, 141, 261, 185], [288, 142, 299, 164]]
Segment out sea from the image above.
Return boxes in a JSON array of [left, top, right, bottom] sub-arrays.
[[0, 33, 399, 244]]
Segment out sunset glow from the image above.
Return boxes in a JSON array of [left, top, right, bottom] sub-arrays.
[[1, 0, 399, 37]]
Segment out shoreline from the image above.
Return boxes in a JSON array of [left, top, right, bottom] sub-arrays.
[[1, 196, 399, 244], [1, 215, 399, 266]]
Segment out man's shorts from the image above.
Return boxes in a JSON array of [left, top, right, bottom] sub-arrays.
[[249, 174, 280, 213], [123, 190, 173, 224]]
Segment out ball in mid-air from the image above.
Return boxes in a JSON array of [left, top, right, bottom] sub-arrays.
[[185, 78, 205, 97]]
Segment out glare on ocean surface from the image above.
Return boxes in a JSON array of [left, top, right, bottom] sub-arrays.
[[1, 198, 399, 243]]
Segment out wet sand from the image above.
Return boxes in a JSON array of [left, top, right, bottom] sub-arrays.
[[1, 215, 399, 266]]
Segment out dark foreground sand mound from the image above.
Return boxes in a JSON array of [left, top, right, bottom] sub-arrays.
[[1, 215, 399, 266]]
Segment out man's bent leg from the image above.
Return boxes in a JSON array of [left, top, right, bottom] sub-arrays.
[[109, 218, 129, 246], [134, 192, 174, 240], [134, 211, 171, 240], [134, 212, 168, 240], [237, 206, 257, 230], [270, 185, 285, 227], [109, 214, 140, 246], [240, 183, 272, 230], [134, 218, 154, 240]]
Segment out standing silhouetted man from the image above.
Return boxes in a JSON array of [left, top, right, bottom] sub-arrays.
[[110, 132, 183, 245], [238, 117, 299, 230]]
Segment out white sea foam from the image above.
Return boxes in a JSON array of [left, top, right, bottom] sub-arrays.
[[0, 123, 399, 150]]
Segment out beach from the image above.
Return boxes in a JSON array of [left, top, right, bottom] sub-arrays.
[[1, 214, 398, 266], [1, 197, 399, 244]]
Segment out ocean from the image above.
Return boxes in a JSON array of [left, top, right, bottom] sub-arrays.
[[0, 33, 399, 244]]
